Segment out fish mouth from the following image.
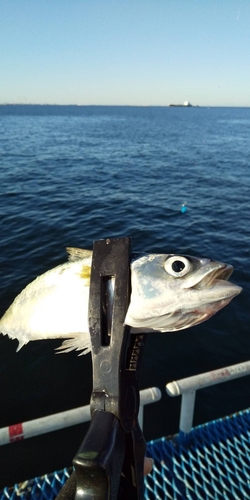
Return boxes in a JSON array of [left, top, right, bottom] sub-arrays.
[[180, 260, 242, 318], [186, 261, 242, 324], [193, 263, 235, 290], [176, 262, 242, 331]]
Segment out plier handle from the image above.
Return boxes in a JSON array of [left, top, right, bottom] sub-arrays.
[[73, 237, 147, 499]]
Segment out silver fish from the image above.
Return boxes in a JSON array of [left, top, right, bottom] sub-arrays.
[[0, 247, 242, 355]]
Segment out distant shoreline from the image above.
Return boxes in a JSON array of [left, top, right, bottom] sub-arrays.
[[0, 103, 249, 108]]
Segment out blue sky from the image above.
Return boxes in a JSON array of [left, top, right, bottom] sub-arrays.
[[1, 0, 250, 106]]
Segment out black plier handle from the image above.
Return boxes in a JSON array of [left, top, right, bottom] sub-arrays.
[[73, 237, 147, 500]]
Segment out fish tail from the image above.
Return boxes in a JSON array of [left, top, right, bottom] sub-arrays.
[[55, 333, 91, 356]]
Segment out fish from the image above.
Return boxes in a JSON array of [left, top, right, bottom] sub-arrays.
[[0, 247, 242, 355]]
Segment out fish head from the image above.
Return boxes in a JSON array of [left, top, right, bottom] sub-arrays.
[[125, 253, 242, 332]]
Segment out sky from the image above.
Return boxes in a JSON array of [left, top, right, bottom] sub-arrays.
[[1, 0, 250, 106]]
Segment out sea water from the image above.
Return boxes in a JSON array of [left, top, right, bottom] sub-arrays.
[[0, 105, 249, 486]]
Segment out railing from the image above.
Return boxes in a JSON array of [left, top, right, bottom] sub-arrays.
[[166, 360, 250, 433], [2, 360, 250, 445], [0, 386, 161, 446]]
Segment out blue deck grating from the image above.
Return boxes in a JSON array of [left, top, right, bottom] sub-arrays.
[[145, 408, 250, 499], [0, 469, 73, 500], [1, 408, 250, 499]]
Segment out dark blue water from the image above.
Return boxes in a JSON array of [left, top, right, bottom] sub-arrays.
[[0, 105, 249, 487]]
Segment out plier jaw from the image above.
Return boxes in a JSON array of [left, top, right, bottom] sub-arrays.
[[73, 237, 147, 499]]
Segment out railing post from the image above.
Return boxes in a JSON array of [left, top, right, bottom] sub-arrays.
[[138, 387, 162, 429], [179, 391, 196, 434], [166, 360, 250, 434]]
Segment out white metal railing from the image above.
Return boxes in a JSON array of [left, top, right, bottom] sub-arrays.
[[166, 360, 250, 433], [0, 387, 161, 446], [3, 359, 249, 445]]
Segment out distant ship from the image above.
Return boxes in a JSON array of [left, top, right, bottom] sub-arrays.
[[169, 101, 193, 107]]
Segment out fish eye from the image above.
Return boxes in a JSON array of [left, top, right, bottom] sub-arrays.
[[164, 256, 191, 277]]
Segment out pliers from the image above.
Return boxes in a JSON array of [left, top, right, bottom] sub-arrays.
[[56, 237, 147, 500]]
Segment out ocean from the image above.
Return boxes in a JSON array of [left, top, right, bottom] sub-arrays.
[[0, 104, 249, 488]]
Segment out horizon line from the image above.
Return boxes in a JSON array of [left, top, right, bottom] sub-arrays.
[[0, 103, 249, 108]]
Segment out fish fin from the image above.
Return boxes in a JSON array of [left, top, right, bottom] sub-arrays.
[[66, 247, 92, 262], [0, 327, 28, 353], [55, 333, 91, 356], [66, 247, 92, 283], [16, 339, 28, 352]]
